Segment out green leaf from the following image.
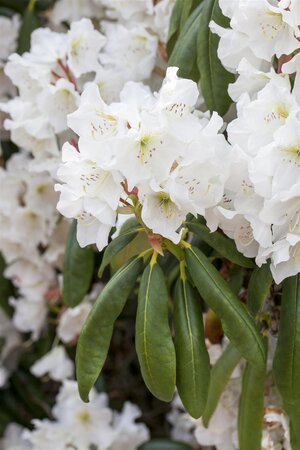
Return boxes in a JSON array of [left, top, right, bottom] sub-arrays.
[[186, 221, 255, 268], [0, 253, 14, 316], [63, 220, 94, 308], [247, 264, 273, 317], [98, 226, 141, 277], [140, 439, 194, 450], [273, 275, 300, 450], [17, 0, 41, 54], [0, 0, 28, 12], [197, 0, 234, 115], [76, 255, 143, 402], [185, 245, 266, 369], [136, 257, 176, 402], [202, 342, 241, 426], [238, 347, 267, 450], [168, 3, 204, 82], [167, 0, 202, 56], [0, 0, 54, 12], [174, 275, 210, 418]]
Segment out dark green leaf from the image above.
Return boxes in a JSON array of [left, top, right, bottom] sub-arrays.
[[0, 0, 28, 13], [63, 221, 94, 308], [0, 7, 15, 16], [273, 274, 300, 450], [197, 0, 234, 115], [77, 255, 143, 402], [0, 253, 14, 316], [185, 245, 266, 369], [17, 0, 41, 54], [98, 226, 141, 277], [238, 348, 266, 450], [247, 264, 273, 317], [174, 275, 210, 418], [140, 439, 194, 450], [168, 3, 204, 81], [167, 0, 202, 56], [136, 257, 176, 402], [186, 221, 255, 268], [228, 266, 244, 296], [202, 342, 241, 426]]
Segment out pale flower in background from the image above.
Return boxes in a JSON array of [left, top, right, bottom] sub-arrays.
[[30, 346, 74, 381]]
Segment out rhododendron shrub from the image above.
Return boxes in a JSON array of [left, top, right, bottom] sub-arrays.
[[1, 0, 300, 449]]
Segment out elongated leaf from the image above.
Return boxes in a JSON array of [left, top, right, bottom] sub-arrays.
[[202, 342, 241, 426], [136, 258, 176, 402], [248, 264, 272, 317], [167, 0, 184, 55], [186, 221, 254, 268], [167, 0, 202, 56], [76, 256, 143, 401], [17, 0, 40, 54], [168, 3, 204, 81], [197, 0, 234, 115], [273, 275, 300, 450], [174, 276, 210, 418], [0, 0, 54, 12], [185, 245, 266, 369], [238, 359, 266, 450], [140, 439, 194, 450], [98, 227, 141, 277], [63, 221, 94, 308]]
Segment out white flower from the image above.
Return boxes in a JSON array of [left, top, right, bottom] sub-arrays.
[[51, 0, 103, 25], [100, 22, 158, 82], [0, 15, 20, 67], [139, 180, 189, 244], [10, 296, 48, 341], [152, 0, 176, 43], [37, 78, 79, 133], [67, 18, 106, 78], [211, 0, 299, 72], [30, 346, 74, 381], [0, 423, 31, 450], [98, 0, 153, 21], [57, 301, 92, 343]]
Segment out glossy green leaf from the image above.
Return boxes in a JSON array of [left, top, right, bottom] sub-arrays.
[[98, 226, 141, 277], [140, 439, 194, 450], [174, 276, 210, 418], [273, 275, 300, 450], [167, 0, 202, 56], [63, 221, 94, 308], [247, 264, 273, 317], [197, 0, 234, 115], [168, 3, 204, 82], [185, 245, 266, 369], [17, 0, 40, 54], [136, 258, 176, 402], [238, 343, 267, 450], [76, 255, 143, 401], [186, 221, 255, 268], [202, 342, 241, 426]]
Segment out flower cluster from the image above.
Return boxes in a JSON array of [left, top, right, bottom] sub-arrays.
[[0, 381, 149, 450], [0, 152, 66, 339], [56, 67, 230, 249], [0, 16, 158, 172], [51, 0, 175, 44], [208, 0, 300, 283]]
